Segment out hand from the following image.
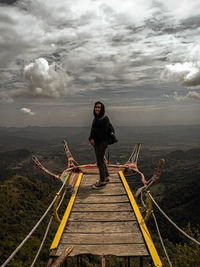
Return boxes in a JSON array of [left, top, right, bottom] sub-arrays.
[[90, 139, 95, 146]]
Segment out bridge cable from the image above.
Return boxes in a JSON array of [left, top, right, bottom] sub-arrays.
[[30, 189, 67, 267], [140, 191, 146, 209], [1, 173, 70, 267], [30, 216, 53, 267], [149, 193, 200, 246], [139, 190, 172, 266], [151, 211, 173, 267]]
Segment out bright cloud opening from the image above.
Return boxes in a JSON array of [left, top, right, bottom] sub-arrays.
[[163, 62, 200, 87], [24, 58, 70, 98], [20, 107, 36, 116]]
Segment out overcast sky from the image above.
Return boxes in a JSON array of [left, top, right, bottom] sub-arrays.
[[0, 0, 200, 127]]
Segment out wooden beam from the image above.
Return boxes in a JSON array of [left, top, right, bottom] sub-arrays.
[[47, 257, 54, 267], [140, 257, 143, 267], [51, 246, 73, 267], [101, 256, 106, 267]]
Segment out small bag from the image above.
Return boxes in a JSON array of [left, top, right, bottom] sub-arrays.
[[107, 123, 118, 145]]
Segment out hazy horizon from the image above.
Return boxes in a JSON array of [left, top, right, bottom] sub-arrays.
[[0, 122, 200, 128]]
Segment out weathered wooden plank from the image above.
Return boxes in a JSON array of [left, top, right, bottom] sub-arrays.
[[81, 179, 121, 185], [79, 167, 125, 174], [108, 173, 121, 177], [82, 173, 117, 178], [64, 221, 139, 233], [75, 194, 129, 203], [60, 232, 144, 245], [53, 244, 149, 257], [72, 203, 133, 212], [78, 184, 126, 195], [80, 183, 124, 190], [81, 181, 121, 185], [80, 175, 121, 184], [69, 211, 136, 221], [85, 173, 120, 177], [81, 174, 99, 179]]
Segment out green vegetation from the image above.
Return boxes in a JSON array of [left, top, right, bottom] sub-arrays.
[[0, 174, 62, 266]]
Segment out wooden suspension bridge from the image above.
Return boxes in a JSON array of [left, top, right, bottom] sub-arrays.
[[1, 141, 166, 267], [48, 171, 162, 267], [43, 141, 164, 267]]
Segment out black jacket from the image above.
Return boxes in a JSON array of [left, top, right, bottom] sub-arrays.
[[89, 116, 110, 144]]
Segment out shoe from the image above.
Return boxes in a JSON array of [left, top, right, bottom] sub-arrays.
[[105, 177, 110, 182], [94, 180, 106, 187]]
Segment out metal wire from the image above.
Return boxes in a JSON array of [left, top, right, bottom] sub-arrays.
[[140, 191, 146, 208], [30, 189, 67, 267], [149, 193, 200, 246], [30, 216, 53, 267], [152, 211, 173, 267]]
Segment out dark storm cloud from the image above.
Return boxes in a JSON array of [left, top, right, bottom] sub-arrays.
[[0, 0, 18, 5], [0, 9, 33, 68], [1, 0, 198, 92], [182, 15, 200, 30]]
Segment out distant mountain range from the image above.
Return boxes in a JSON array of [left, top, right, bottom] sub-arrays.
[[0, 125, 200, 153]]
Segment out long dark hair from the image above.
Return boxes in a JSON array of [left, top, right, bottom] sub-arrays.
[[93, 101, 105, 119]]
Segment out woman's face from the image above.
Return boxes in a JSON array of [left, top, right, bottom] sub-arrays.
[[94, 103, 101, 115]]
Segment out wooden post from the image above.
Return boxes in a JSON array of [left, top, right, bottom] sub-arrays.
[[140, 257, 143, 267], [47, 257, 54, 267], [77, 255, 79, 267], [51, 246, 73, 267], [101, 256, 106, 267], [125, 257, 128, 267]]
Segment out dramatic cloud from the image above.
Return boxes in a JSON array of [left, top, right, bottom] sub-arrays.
[[24, 58, 70, 98], [187, 91, 200, 100], [163, 62, 200, 86], [173, 91, 200, 101], [1, 0, 200, 126], [161, 42, 200, 103], [2, 0, 200, 90], [162, 43, 200, 89], [0, 4, 46, 68], [20, 107, 35, 115]]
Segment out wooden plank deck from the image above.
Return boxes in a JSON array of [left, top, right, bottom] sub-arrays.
[[50, 173, 149, 257]]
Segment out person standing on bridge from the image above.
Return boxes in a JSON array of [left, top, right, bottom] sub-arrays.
[[89, 101, 110, 187]]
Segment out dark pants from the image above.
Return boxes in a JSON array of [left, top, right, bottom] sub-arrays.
[[94, 142, 109, 182]]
